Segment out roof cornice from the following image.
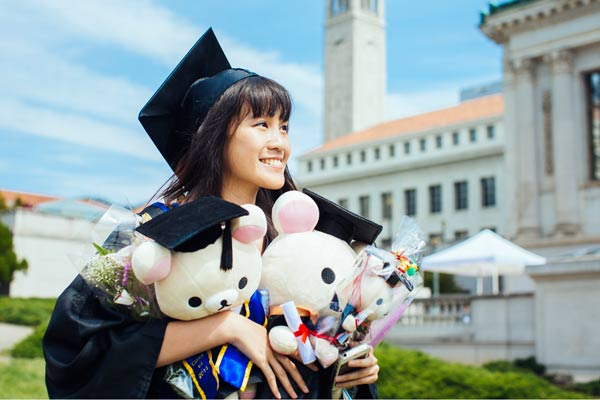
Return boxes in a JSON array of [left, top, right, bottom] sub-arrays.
[[480, 0, 600, 44]]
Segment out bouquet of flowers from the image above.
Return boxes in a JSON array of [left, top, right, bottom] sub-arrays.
[[315, 216, 425, 357], [77, 205, 162, 320]]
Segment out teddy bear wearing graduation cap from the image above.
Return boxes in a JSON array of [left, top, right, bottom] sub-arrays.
[[131, 196, 267, 399], [256, 189, 382, 398]]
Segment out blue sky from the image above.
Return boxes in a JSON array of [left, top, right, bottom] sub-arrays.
[[0, 0, 502, 205]]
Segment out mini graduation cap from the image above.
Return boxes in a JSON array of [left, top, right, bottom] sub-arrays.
[[135, 196, 248, 271], [302, 188, 383, 245], [138, 28, 257, 170]]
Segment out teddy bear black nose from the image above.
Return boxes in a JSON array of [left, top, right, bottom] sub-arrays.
[[221, 299, 229, 307]]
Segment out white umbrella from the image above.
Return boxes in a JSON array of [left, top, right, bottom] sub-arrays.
[[421, 229, 546, 294]]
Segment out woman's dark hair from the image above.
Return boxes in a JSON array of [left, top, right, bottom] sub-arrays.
[[157, 75, 297, 239]]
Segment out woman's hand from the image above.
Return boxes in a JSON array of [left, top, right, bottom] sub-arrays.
[[227, 314, 310, 399], [333, 347, 379, 389]]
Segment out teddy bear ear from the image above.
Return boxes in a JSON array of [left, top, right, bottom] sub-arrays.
[[231, 204, 267, 244], [131, 241, 172, 285], [272, 191, 319, 234]]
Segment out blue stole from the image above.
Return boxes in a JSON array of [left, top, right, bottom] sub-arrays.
[[181, 291, 266, 399]]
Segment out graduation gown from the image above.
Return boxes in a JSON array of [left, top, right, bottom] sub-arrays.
[[43, 275, 172, 398]]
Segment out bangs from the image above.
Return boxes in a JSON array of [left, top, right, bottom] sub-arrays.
[[237, 76, 292, 122]]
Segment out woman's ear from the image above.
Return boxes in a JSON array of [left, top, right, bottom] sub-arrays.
[[131, 241, 172, 285], [232, 204, 267, 244], [272, 191, 319, 235]]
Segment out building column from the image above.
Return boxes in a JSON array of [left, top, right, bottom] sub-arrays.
[[513, 57, 541, 239], [550, 49, 580, 236], [502, 53, 519, 239]]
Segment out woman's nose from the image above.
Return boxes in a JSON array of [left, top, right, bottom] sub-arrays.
[[266, 129, 285, 148]]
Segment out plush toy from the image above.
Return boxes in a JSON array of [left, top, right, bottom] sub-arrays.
[[335, 217, 425, 347], [131, 197, 267, 320], [260, 189, 382, 368], [130, 196, 267, 399]]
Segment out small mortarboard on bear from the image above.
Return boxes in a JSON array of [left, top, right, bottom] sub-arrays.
[[138, 27, 258, 171], [302, 188, 382, 246], [135, 196, 248, 271]]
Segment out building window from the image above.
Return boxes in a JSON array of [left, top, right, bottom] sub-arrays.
[[389, 144, 395, 157], [361, 0, 378, 13], [307, 160, 313, 172], [359, 195, 370, 218], [380, 237, 392, 249], [346, 153, 352, 165], [320, 158, 325, 170], [487, 125, 495, 139], [454, 230, 468, 241], [333, 156, 339, 167], [587, 71, 600, 180], [452, 131, 459, 145], [338, 198, 348, 208], [435, 135, 442, 149], [429, 233, 442, 247], [404, 189, 416, 216], [454, 181, 468, 210], [481, 177, 496, 207], [420, 138, 426, 152], [330, 0, 349, 17], [429, 184, 442, 213], [469, 128, 477, 143], [404, 142, 411, 154], [360, 150, 366, 162], [374, 147, 380, 160], [381, 192, 392, 220]]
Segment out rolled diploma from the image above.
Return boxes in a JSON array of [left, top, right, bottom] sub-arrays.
[[281, 301, 316, 364]]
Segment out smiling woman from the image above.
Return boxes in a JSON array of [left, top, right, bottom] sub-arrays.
[[42, 28, 379, 399]]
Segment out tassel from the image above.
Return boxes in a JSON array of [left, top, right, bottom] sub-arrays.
[[220, 220, 233, 271]]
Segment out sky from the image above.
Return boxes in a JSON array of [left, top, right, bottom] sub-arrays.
[[0, 0, 503, 205]]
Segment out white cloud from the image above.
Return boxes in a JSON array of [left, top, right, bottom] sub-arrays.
[[0, 100, 160, 161]]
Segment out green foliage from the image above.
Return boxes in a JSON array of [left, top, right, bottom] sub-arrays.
[[423, 271, 465, 294], [515, 356, 546, 376], [375, 343, 589, 399], [0, 222, 28, 288], [0, 358, 48, 398], [0, 193, 7, 212], [570, 379, 600, 396], [0, 297, 56, 326], [11, 320, 48, 359]]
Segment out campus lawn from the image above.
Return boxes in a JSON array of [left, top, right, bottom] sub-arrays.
[[0, 358, 47, 399]]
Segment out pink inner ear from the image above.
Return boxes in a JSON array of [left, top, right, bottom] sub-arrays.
[[233, 225, 267, 244], [144, 256, 171, 284], [277, 199, 319, 233]]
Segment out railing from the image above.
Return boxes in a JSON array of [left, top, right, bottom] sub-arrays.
[[400, 295, 472, 326]]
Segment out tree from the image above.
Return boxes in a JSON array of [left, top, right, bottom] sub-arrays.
[[0, 193, 8, 212], [0, 222, 28, 296]]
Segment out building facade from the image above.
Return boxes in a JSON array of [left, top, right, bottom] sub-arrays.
[[324, 0, 386, 141], [299, 94, 506, 249]]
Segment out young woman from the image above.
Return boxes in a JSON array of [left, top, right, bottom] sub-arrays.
[[43, 29, 379, 399]]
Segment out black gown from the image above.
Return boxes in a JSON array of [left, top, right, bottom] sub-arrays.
[[43, 275, 175, 398]]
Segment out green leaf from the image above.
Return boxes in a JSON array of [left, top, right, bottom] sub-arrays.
[[93, 243, 112, 256]]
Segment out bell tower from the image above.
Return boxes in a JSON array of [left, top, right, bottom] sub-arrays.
[[324, 0, 386, 142]]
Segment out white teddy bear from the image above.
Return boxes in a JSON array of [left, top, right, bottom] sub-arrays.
[[260, 190, 382, 368]]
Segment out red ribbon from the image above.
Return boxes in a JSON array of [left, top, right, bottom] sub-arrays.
[[294, 324, 310, 343]]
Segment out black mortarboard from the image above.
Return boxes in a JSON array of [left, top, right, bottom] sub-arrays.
[[135, 196, 248, 270], [302, 189, 383, 245], [138, 28, 257, 170]]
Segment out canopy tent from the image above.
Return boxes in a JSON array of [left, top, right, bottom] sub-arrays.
[[421, 229, 546, 294]]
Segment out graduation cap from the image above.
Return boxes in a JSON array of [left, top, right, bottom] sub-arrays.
[[302, 188, 382, 245], [135, 196, 248, 270], [138, 28, 257, 170]]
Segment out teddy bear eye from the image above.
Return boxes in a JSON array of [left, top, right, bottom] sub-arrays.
[[188, 297, 202, 308], [238, 277, 248, 290], [376, 298, 383, 306], [321, 268, 336, 285]]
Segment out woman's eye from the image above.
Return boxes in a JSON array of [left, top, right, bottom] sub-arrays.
[[280, 124, 288, 133], [255, 121, 268, 128]]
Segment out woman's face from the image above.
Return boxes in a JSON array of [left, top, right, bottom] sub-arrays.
[[223, 110, 291, 197]]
